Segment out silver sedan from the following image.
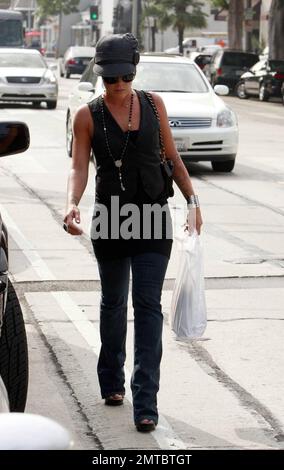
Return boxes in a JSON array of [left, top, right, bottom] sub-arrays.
[[0, 48, 58, 109]]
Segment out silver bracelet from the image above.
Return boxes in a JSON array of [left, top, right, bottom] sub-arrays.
[[185, 194, 200, 208]]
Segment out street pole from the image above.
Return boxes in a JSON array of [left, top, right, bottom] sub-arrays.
[[132, 0, 138, 37]]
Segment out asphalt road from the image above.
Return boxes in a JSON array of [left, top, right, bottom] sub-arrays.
[[0, 78, 284, 450]]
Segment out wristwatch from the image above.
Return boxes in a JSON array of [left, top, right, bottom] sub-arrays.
[[185, 194, 200, 207]]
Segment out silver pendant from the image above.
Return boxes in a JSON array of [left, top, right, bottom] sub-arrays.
[[115, 159, 122, 168]]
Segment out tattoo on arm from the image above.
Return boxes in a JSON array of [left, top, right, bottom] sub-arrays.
[[172, 153, 195, 197]]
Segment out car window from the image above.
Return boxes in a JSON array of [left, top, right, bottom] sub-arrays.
[[222, 53, 258, 68], [80, 59, 98, 86], [0, 52, 46, 68], [269, 60, 284, 72], [133, 62, 208, 93]]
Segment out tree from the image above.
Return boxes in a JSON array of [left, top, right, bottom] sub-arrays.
[[211, 0, 244, 50], [36, 0, 79, 57], [143, 0, 207, 54], [36, 0, 79, 17], [269, 0, 284, 60], [143, 1, 171, 51]]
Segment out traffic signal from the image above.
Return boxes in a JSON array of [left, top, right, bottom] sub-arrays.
[[90, 5, 99, 21]]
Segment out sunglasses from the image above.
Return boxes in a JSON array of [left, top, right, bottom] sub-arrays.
[[102, 73, 135, 84]]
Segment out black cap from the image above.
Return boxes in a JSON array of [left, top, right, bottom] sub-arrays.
[[94, 33, 140, 77]]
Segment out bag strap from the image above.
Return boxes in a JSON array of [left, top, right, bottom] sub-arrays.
[[143, 91, 166, 163]]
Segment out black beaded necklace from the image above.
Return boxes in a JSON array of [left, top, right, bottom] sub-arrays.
[[100, 92, 134, 192]]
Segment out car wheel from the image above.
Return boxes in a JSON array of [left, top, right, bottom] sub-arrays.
[[236, 81, 248, 99], [66, 112, 73, 158], [211, 160, 235, 172], [0, 280, 28, 412], [46, 100, 57, 110], [259, 84, 269, 101]]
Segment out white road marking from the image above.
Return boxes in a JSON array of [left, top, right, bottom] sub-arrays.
[[0, 205, 55, 280], [52, 291, 187, 450]]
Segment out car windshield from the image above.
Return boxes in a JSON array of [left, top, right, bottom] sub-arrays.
[[0, 19, 23, 47], [133, 62, 208, 93], [222, 53, 258, 68], [0, 53, 46, 68], [269, 60, 284, 72]]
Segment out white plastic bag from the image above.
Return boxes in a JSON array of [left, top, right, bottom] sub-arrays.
[[171, 230, 207, 340]]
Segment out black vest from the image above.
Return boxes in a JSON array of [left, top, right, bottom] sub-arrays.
[[88, 90, 165, 203]]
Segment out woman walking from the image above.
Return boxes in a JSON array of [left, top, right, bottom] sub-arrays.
[[64, 33, 203, 432]]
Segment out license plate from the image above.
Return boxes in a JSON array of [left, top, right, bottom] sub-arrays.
[[175, 139, 188, 152], [83, 59, 90, 65]]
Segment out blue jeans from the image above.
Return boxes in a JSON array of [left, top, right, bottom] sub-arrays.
[[97, 252, 169, 425]]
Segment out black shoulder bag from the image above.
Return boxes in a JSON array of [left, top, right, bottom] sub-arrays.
[[144, 91, 174, 198]]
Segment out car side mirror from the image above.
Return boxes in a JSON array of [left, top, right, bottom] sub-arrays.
[[214, 84, 229, 96], [0, 122, 30, 158], [78, 82, 94, 93]]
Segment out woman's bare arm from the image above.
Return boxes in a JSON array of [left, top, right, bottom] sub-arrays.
[[64, 105, 94, 235]]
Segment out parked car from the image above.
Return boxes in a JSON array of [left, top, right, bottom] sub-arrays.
[[59, 46, 95, 79], [0, 121, 30, 413], [165, 36, 222, 55], [67, 55, 238, 172], [200, 44, 223, 55], [190, 52, 212, 71], [0, 48, 58, 109], [204, 49, 259, 92], [236, 59, 284, 102], [0, 123, 75, 450]]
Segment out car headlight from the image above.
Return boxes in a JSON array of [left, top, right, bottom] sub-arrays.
[[42, 70, 57, 85], [217, 108, 237, 127]]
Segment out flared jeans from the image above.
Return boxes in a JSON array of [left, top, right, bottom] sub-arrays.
[[97, 252, 169, 424]]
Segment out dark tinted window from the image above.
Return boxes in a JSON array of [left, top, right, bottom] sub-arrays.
[[0, 19, 23, 47], [222, 52, 258, 67], [269, 60, 284, 72]]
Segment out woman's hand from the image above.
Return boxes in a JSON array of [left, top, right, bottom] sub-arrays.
[[186, 207, 203, 235], [63, 204, 83, 236]]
